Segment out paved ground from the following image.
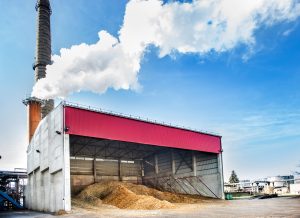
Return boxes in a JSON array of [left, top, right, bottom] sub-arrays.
[[0, 210, 51, 218], [1, 196, 299, 218]]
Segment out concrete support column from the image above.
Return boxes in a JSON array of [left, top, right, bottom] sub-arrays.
[[171, 151, 176, 175], [141, 161, 144, 177], [154, 154, 159, 187], [93, 158, 97, 183], [154, 155, 159, 174], [118, 159, 121, 181], [63, 134, 71, 211], [217, 152, 225, 199], [192, 152, 197, 177]]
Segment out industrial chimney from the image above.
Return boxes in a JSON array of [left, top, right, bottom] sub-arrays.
[[33, 0, 54, 118], [23, 98, 43, 142], [23, 0, 54, 143]]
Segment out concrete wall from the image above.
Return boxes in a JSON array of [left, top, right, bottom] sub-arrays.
[[26, 104, 71, 212], [70, 158, 142, 195], [69, 148, 224, 199], [143, 149, 224, 199]]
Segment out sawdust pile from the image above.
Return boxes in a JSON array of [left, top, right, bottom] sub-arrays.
[[74, 181, 205, 210]]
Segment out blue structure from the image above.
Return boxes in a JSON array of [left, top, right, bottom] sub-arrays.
[[0, 191, 23, 209], [0, 170, 27, 210]]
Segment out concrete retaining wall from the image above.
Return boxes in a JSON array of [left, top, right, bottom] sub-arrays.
[[143, 150, 224, 198], [70, 158, 142, 195], [69, 148, 224, 199], [26, 104, 71, 212]]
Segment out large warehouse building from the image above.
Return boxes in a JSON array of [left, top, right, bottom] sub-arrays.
[[25, 102, 224, 212]]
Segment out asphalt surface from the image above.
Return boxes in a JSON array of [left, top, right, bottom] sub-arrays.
[[0, 210, 53, 218], [1, 196, 299, 218]]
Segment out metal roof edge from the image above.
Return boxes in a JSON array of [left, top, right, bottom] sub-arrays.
[[61, 101, 222, 138]]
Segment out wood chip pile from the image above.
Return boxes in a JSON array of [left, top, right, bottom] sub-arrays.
[[74, 181, 207, 210]]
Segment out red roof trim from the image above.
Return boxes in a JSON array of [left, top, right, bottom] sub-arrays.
[[64, 106, 221, 153]]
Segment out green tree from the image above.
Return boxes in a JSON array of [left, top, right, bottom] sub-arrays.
[[229, 170, 239, 183]]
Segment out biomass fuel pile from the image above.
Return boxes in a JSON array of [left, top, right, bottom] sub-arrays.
[[73, 181, 207, 210]]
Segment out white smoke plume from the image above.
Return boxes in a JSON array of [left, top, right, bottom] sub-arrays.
[[32, 0, 300, 99]]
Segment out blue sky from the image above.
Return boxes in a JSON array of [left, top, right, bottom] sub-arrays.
[[0, 0, 300, 181]]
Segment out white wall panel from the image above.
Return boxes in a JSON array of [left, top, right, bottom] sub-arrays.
[[26, 104, 71, 212]]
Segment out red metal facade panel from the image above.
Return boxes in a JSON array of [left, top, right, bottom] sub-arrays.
[[64, 106, 221, 153]]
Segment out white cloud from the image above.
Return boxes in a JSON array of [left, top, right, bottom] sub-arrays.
[[32, 0, 300, 99], [212, 111, 300, 149], [212, 110, 300, 180], [283, 28, 293, 36], [32, 31, 141, 99]]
